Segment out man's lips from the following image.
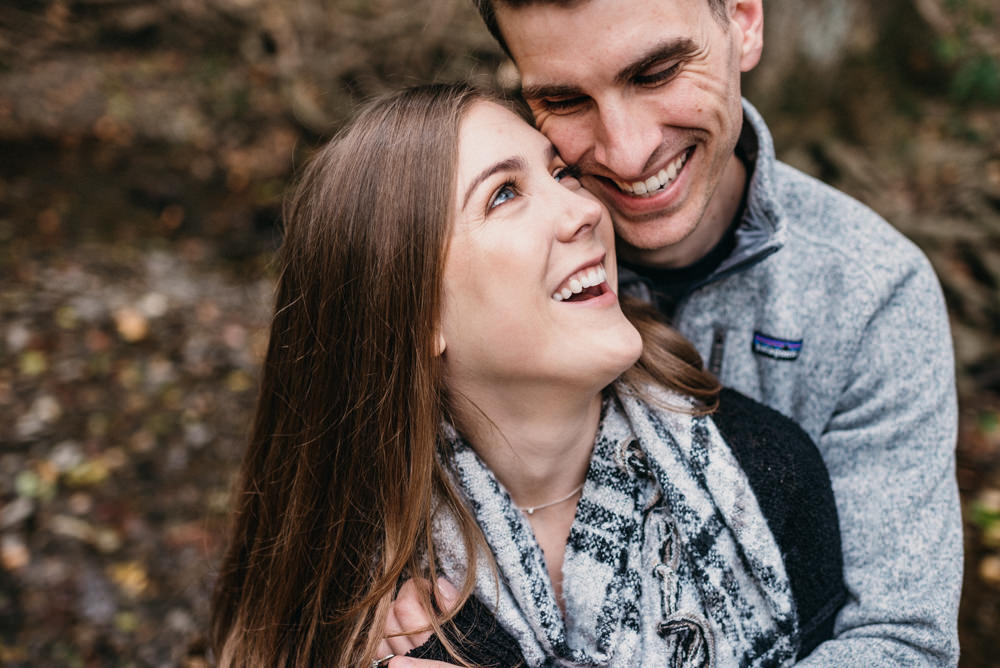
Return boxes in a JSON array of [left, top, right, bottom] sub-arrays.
[[590, 146, 696, 214], [611, 147, 693, 197]]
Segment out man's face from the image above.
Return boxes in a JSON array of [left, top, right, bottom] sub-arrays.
[[497, 0, 763, 268]]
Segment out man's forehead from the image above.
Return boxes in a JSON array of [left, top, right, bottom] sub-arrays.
[[496, 0, 708, 84]]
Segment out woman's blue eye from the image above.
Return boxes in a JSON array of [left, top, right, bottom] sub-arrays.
[[490, 184, 516, 209]]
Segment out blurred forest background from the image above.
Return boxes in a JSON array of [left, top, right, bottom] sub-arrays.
[[0, 0, 998, 665]]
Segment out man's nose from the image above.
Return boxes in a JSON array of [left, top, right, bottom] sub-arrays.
[[592, 99, 661, 180]]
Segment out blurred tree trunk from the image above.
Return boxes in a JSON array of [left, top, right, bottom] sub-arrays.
[[747, 0, 899, 132], [746, 0, 998, 130]]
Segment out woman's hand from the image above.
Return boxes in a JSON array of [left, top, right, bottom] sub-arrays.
[[376, 577, 459, 659]]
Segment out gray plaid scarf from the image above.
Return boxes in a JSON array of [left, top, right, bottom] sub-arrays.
[[433, 383, 798, 667]]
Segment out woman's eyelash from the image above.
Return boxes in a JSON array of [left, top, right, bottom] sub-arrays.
[[488, 165, 580, 212], [488, 179, 519, 210]]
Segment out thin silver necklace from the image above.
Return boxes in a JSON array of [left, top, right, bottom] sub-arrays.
[[515, 482, 585, 516]]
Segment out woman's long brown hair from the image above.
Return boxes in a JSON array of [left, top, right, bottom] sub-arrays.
[[211, 82, 719, 666]]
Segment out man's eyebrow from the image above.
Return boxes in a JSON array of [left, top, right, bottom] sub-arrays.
[[462, 156, 527, 210], [520, 38, 699, 102], [615, 38, 699, 84]]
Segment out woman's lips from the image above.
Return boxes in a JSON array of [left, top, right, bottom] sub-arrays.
[[551, 262, 607, 301]]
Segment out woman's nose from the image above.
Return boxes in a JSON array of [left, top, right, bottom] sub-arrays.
[[554, 185, 604, 243]]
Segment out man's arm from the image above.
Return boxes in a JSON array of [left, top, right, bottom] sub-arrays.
[[796, 255, 962, 666]]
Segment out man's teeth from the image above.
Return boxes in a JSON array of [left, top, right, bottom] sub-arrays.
[[552, 264, 607, 301], [613, 149, 690, 197]]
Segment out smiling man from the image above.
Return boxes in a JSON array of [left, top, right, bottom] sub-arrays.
[[460, 0, 962, 666], [500, 0, 749, 272]]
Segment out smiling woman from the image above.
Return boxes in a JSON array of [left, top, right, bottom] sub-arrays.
[[441, 101, 643, 415], [209, 83, 845, 668]]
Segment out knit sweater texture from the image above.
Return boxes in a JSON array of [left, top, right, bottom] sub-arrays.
[[621, 99, 962, 666]]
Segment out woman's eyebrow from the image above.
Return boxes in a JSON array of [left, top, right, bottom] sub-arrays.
[[462, 156, 526, 210]]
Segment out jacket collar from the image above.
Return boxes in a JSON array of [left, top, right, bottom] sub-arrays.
[[727, 98, 785, 272]]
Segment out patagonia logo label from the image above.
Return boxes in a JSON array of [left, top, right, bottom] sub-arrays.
[[752, 332, 802, 361]]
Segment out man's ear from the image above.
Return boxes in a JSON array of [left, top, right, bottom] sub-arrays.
[[731, 0, 764, 72], [434, 331, 447, 357]]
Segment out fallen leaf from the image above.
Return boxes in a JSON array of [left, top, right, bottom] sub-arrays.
[[87, 412, 110, 438], [225, 369, 253, 393], [55, 305, 78, 330], [114, 307, 149, 342], [108, 561, 150, 597], [15, 470, 55, 501], [19, 350, 47, 377], [64, 459, 109, 488], [85, 328, 112, 352], [0, 498, 34, 530], [978, 555, 1000, 588], [0, 644, 29, 663], [165, 522, 212, 550], [94, 528, 122, 554], [1, 535, 29, 570], [50, 515, 96, 543], [67, 492, 93, 515], [138, 292, 169, 318], [114, 610, 139, 633], [983, 522, 1000, 549]]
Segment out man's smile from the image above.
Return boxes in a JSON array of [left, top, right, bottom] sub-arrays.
[[610, 147, 694, 197]]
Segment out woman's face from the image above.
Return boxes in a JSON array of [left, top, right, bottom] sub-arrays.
[[440, 102, 643, 398]]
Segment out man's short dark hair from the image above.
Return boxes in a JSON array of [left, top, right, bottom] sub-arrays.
[[473, 0, 730, 57]]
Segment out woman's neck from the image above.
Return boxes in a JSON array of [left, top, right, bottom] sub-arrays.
[[450, 384, 603, 509]]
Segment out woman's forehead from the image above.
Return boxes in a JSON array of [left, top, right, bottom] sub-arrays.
[[458, 102, 554, 177], [460, 101, 549, 152]]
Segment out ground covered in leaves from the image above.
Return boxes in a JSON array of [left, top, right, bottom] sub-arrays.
[[1, 240, 273, 665], [1, 0, 1000, 666]]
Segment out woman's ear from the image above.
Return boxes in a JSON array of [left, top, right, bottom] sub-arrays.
[[435, 331, 447, 357]]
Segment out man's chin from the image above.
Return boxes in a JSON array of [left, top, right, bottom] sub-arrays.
[[613, 220, 704, 268]]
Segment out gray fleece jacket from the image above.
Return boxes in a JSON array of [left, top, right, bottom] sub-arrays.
[[621, 99, 962, 666]]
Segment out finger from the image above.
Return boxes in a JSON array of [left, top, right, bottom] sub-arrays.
[[384, 605, 403, 636], [433, 576, 459, 614], [383, 635, 415, 656], [389, 657, 459, 668], [390, 591, 433, 648], [383, 607, 415, 655], [396, 577, 430, 602]]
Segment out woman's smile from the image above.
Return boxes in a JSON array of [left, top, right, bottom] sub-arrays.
[[551, 258, 608, 302]]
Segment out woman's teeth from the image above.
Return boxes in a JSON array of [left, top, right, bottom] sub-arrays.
[[552, 264, 607, 301], [612, 149, 690, 197]]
